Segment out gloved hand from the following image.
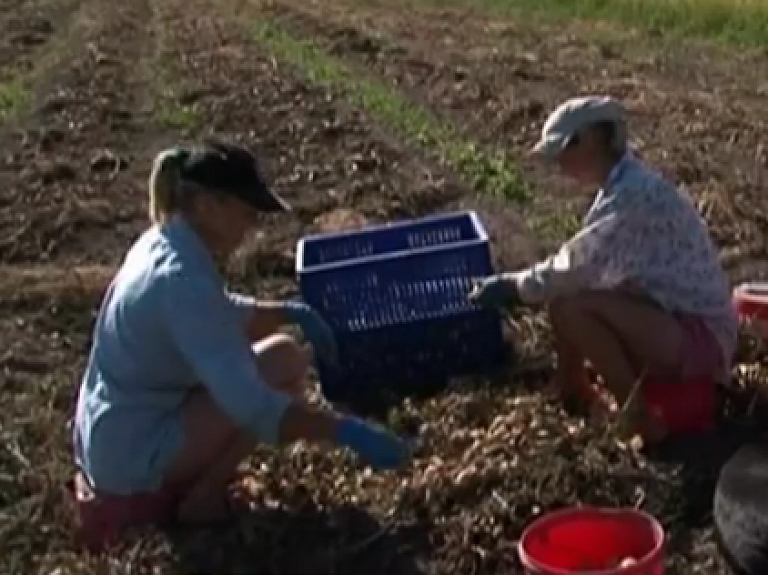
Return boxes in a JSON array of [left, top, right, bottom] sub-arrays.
[[335, 416, 413, 471], [468, 274, 521, 310], [283, 301, 339, 365]]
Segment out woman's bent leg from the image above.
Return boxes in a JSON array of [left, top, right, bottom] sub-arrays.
[[164, 334, 311, 522], [548, 290, 693, 442], [549, 302, 603, 414]]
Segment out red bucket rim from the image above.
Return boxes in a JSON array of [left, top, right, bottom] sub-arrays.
[[734, 284, 768, 317], [517, 506, 665, 575]]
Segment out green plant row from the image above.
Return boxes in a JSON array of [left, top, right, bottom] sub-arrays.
[[253, 20, 529, 203], [0, 76, 29, 122], [354, 0, 768, 49]]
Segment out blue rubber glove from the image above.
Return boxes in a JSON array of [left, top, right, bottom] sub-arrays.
[[468, 274, 521, 310], [284, 301, 339, 365], [335, 417, 412, 471]]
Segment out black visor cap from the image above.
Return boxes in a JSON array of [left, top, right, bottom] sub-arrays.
[[179, 140, 290, 213]]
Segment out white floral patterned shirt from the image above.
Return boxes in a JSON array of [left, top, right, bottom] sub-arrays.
[[511, 153, 737, 376]]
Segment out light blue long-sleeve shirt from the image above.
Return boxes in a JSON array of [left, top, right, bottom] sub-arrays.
[[73, 215, 291, 494]]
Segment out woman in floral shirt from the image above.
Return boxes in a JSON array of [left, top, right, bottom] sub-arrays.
[[470, 96, 737, 443]]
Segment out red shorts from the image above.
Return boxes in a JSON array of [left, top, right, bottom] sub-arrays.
[[69, 471, 191, 553], [642, 314, 723, 434], [668, 314, 724, 382]]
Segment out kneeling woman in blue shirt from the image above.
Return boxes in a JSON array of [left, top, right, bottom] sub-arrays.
[[71, 140, 411, 550]]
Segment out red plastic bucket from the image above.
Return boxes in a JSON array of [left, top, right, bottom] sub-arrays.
[[641, 378, 715, 435], [518, 507, 665, 574], [733, 283, 768, 341]]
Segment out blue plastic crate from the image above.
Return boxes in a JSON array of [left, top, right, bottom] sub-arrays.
[[296, 210, 507, 407]]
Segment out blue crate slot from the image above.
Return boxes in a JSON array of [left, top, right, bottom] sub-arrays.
[[296, 211, 507, 406], [303, 249, 489, 332]]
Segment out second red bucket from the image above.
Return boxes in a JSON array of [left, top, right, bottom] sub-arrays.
[[518, 507, 665, 574]]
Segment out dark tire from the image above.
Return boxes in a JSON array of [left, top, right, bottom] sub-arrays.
[[714, 443, 768, 575]]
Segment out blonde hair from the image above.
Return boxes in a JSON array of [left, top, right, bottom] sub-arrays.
[[148, 148, 187, 224]]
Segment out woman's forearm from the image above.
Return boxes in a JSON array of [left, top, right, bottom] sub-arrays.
[[278, 402, 341, 444], [512, 252, 588, 305], [244, 301, 290, 341]]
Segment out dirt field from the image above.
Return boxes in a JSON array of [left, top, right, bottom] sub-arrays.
[[2, 0, 767, 572]]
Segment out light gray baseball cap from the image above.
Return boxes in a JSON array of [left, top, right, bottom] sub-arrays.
[[531, 96, 628, 159]]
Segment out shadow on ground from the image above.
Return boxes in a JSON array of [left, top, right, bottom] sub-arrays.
[[647, 405, 767, 575], [164, 502, 429, 574]]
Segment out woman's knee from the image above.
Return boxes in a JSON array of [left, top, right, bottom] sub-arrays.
[[165, 388, 241, 485], [549, 294, 586, 325], [252, 333, 311, 394], [550, 289, 625, 324]]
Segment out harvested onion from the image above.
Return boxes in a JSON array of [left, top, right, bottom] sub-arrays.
[[618, 557, 638, 568]]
